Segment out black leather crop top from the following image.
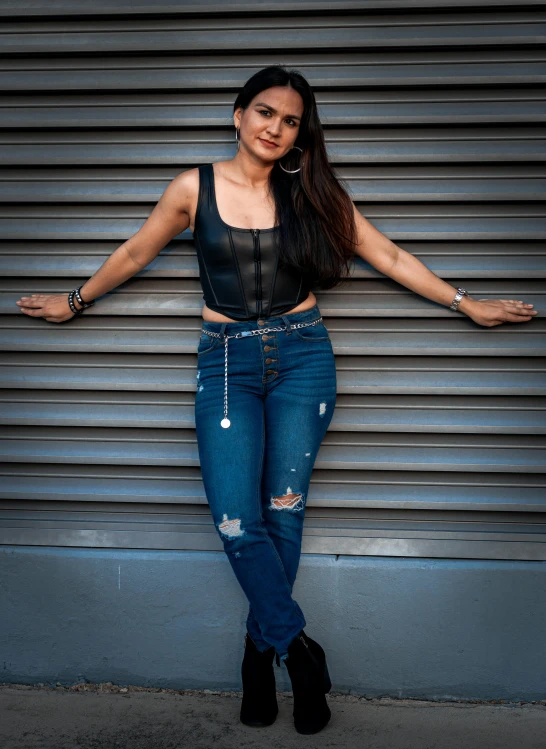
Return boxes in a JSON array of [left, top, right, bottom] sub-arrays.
[[192, 163, 310, 321]]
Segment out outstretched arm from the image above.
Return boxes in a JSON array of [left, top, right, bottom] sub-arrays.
[[351, 205, 538, 327], [15, 170, 194, 323]]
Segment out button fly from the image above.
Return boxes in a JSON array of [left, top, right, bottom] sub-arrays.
[[265, 357, 276, 364], [264, 345, 271, 352], [266, 369, 276, 375], [262, 334, 269, 341]]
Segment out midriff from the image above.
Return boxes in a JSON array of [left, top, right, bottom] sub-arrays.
[[202, 291, 317, 322]]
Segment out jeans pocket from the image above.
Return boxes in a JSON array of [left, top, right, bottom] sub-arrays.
[[197, 332, 221, 356], [292, 321, 330, 342]]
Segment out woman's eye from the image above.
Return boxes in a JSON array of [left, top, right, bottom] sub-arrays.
[[259, 110, 297, 126]]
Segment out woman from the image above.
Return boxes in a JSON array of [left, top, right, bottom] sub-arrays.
[[15, 65, 538, 735]]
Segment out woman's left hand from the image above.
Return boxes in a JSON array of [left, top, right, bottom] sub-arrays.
[[463, 298, 539, 327]]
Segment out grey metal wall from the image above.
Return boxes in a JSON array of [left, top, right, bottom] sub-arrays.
[[1, 0, 545, 563]]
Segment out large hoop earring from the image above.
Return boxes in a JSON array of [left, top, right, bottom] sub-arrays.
[[235, 127, 240, 151], [279, 145, 303, 173]]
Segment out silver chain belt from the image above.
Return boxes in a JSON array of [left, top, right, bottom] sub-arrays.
[[200, 316, 323, 428]]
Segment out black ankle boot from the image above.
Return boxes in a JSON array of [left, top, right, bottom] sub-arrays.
[[284, 629, 332, 735], [240, 633, 279, 727]]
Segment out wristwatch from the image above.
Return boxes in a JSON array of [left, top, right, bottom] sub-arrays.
[[449, 287, 468, 311]]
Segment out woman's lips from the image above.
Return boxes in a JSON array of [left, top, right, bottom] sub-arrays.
[[259, 138, 278, 148]]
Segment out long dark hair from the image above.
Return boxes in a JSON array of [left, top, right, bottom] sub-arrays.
[[233, 65, 357, 289]]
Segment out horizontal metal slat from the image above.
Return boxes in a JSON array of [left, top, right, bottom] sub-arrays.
[[2, 278, 545, 317], [1, 352, 544, 395], [1, 127, 544, 166], [1, 464, 543, 510], [2, 11, 546, 56], [1, 391, 545, 434], [1, 52, 546, 92], [2, 203, 546, 241], [4, 276, 546, 295], [2, 89, 546, 129], [0, 251, 197, 279], [3, 0, 545, 17], [1, 426, 545, 472], [1, 316, 544, 356], [0, 391, 546, 432], [0, 0, 372, 16], [1, 242, 545, 279], [335, 355, 546, 393], [2, 167, 546, 203], [3, 276, 546, 294], [0, 501, 544, 559]]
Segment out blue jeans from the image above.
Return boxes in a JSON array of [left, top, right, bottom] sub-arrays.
[[194, 303, 337, 661]]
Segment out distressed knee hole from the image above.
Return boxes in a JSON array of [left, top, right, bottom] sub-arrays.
[[218, 513, 246, 539], [269, 489, 305, 512]]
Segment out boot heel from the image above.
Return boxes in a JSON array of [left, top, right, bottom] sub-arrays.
[[286, 631, 332, 735], [240, 634, 278, 727], [323, 662, 332, 693]]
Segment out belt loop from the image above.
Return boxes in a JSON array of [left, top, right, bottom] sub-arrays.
[[219, 322, 227, 338], [280, 314, 292, 335]]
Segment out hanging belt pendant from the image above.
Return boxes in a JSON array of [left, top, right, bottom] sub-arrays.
[[221, 334, 231, 428]]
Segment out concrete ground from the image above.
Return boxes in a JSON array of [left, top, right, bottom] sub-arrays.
[[1, 683, 545, 749]]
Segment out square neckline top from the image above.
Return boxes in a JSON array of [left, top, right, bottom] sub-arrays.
[[192, 163, 310, 320], [210, 163, 279, 233]]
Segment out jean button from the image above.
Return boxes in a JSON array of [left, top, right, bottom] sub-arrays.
[[264, 345, 271, 352], [266, 369, 275, 375], [262, 334, 269, 341], [257, 319, 265, 325]]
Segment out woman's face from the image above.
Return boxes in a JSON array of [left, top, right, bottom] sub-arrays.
[[234, 86, 304, 162]]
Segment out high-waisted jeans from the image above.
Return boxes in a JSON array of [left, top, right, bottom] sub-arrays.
[[194, 303, 337, 661]]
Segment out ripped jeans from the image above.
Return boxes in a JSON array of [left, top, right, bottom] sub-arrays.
[[194, 303, 337, 661]]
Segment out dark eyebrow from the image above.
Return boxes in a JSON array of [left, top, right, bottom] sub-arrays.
[[254, 101, 301, 122]]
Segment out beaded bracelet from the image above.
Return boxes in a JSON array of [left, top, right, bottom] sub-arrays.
[[67, 285, 96, 316]]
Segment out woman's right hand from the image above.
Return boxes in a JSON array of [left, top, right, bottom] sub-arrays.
[[15, 293, 82, 323]]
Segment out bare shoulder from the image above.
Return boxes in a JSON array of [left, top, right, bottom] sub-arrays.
[[167, 167, 200, 219]]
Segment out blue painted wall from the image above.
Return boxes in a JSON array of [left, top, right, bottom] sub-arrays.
[[1, 546, 545, 700]]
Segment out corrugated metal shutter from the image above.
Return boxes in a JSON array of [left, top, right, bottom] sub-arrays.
[[1, 0, 544, 560]]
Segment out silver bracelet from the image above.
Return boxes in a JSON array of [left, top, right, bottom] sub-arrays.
[[449, 287, 467, 311]]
